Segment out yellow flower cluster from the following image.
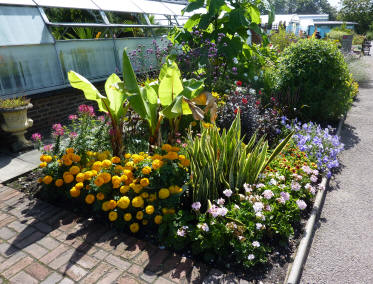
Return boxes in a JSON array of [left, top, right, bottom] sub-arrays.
[[39, 145, 189, 234]]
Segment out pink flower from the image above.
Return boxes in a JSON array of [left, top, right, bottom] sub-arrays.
[[217, 198, 225, 205], [191, 202, 201, 211], [97, 115, 105, 122], [43, 144, 53, 152], [31, 133, 42, 141], [68, 114, 78, 121], [291, 181, 301, 191], [262, 190, 274, 200], [78, 104, 95, 116], [69, 132, 78, 138], [52, 124, 64, 136], [280, 191, 290, 201], [176, 139, 182, 144]]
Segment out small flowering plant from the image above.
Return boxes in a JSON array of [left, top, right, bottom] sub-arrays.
[[280, 117, 344, 177]]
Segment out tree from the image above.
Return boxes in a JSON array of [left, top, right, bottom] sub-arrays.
[[266, 0, 337, 16], [338, 0, 373, 33]]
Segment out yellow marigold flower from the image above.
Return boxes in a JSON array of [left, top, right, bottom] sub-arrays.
[[129, 222, 140, 233], [115, 165, 124, 172], [171, 146, 180, 152], [66, 148, 74, 154], [44, 155, 53, 163], [102, 201, 110, 211], [132, 154, 144, 164], [133, 184, 143, 194], [148, 194, 157, 202], [142, 220, 148, 225], [84, 171, 93, 180], [40, 154, 45, 162], [112, 175, 121, 184], [178, 155, 186, 161], [97, 152, 107, 161], [152, 159, 163, 170], [92, 161, 102, 172], [158, 188, 170, 199], [141, 192, 149, 199], [123, 213, 132, 222], [141, 166, 152, 175], [120, 175, 128, 183], [117, 196, 130, 209], [124, 153, 131, 159], [145, 205, 154, 215], [181, 159, 190, 167], [154, 215, 162, 224], [63, 173, 74, 184], [108, 211, 118, 222], [111, 156, 121, 164], [190, 121, 197, 127], [125, 161, 135, 169], [162, 208, 168, 214], [70, 187, 80, 198], [94, 176, 104, 187], [96, 192, 105, 200], [102, 159, 112, 168], [132, 196, 144, 208], [166, 151, 178, 160], [75, 182, 84, 190], [123, 169, 133, 178], [140, 178, 149, 187], [113, 182, 120, 189], [55, 179, 64, 187], [169, 185, 182, 194], [39, 162, 47, 168], [85, 194, 95, 204], [91, 170, 98, 176], [69, 166, 80, 175], [37, 177, 43, 183], [67, 153, 74, 161], [64, 159, 73, 166], [43, 176, 53, 185], [71, 154, 81, 163], [161, 144, 172, 152], [86, 185, 91, 190], [151, 154, 162, 160], [168, 208, 175, 214], [136, 211, 144, 220], [76, 173, 85, 183], [108, 200, 117, 210], [101, 172, 111, 184], [120, 185, 130, 194]]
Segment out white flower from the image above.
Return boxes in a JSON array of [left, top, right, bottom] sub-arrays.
[[255, 212, 266, 220], [234, 204, 240, 210], [262, 190, 274, 200], [318, 183, 325, 191], [244, 183, 252, 193], [278, 175, 285, 181], [198, 223, 209, 232], [248, 254, 255, 260], [252, 241, 260, 247], [191, 202, 201, 211], [305, 183, 312, 190], [256, 223, 263, 230], [302, 165, 312, 174], [293, 174, 303, 181], [310, 175, 318, 183], [269, 178, 277, 186], [291, 181, 301, 191], [233, 57, 238, 64], [253, 75, 259, 81], [218, 207, 228, 216], [277, 197, 285, 204], [256, 183, 265, 188], [249, 88, 256, 95], [313, 169, 319, 176], [217, 198, 225, 205], [177, 226, 188, 237], [244, 73, 248, 77], [280, 191, 290, 201], [253, 202, 264, 213], [223, 189, 233, 197], [296, 200, 307, 210]]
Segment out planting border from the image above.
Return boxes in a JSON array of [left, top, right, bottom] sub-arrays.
[[284, 116, 345, 284]]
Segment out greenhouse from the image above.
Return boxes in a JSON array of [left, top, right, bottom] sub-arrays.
[[0, 0, 198, 97]]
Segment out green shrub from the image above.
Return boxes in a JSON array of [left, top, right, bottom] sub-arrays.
[[274, 38, 354, 122], [270, 27, 298, 52]]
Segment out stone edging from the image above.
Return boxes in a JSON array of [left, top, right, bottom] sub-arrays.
[[284, 116, 345, 284]]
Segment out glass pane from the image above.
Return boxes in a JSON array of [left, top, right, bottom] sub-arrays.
[[133, 0, 173, 15], [0, 6, 54, 45], [35, 0, 99, 10], [56, 39, 117, 81], [0, 0, 36, 6], [93, 0, 143, 13], [0, 44, 64, 96], [161, 2, 185, 16], [115, 37, 170, 74]]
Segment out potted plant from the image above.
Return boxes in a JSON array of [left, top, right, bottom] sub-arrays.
[[0, 96, 34, 152]]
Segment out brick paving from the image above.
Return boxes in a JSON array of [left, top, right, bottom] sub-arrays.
[[0, 184, 248, 283]]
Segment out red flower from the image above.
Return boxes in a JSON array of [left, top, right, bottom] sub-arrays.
[[234, 108, 238, 114], [242, 98, 248, 104], [258, 90, 262, 95], [255, 100, 260, 106], [236, 81, 242, 86], [234, 91, 239, 95], [271, 97, 276, 102]]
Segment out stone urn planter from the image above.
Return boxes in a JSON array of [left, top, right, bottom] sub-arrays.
[[0, 103, 34, 152]]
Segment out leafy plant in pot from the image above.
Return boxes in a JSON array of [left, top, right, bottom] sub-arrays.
[[0, 96, 34, 152]]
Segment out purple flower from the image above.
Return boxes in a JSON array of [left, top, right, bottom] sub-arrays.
[[43, 144, 53, 152], [253, 202, 263, 213], [31, 133, 42, 141], [280, 191, 290, 201], [310, 175, 318, 183], [52, 124, 64, 136], [191, 202, 201, 211], [262, 190, 274, 200], [296, 199, 307, 210], [223, 189, 233, 197], [217, 198, 225, 205], [291, 181, 301, 191], [68, 114, 78, 121], [69, 132, 78, 138], [78, 104, 95, 117]]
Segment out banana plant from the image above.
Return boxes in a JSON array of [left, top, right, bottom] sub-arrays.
[[187, 111, 294, 206]]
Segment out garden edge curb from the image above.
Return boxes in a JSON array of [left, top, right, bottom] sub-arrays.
[[284, 115, 345, 284]]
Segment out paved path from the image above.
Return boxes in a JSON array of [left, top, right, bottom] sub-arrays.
[[0, 184, 248, 284], [301, 57, 373, 283]]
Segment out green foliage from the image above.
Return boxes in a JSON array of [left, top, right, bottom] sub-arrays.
[[169, 0, 274, 92], [339, 0, 373, 34], [274, 38, 355, 122], [327, 27, 365, 46], [186, 113, 293, 206], [269, 27, 298, 52], [0, 97, 30, 109]]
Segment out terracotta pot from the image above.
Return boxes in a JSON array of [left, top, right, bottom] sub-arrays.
[[0, 103, 33, 152]]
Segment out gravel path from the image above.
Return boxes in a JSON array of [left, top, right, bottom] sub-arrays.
[[301, 56, 373, 284]]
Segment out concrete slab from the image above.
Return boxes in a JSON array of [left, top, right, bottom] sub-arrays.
[[16, 150, 41, 164]]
